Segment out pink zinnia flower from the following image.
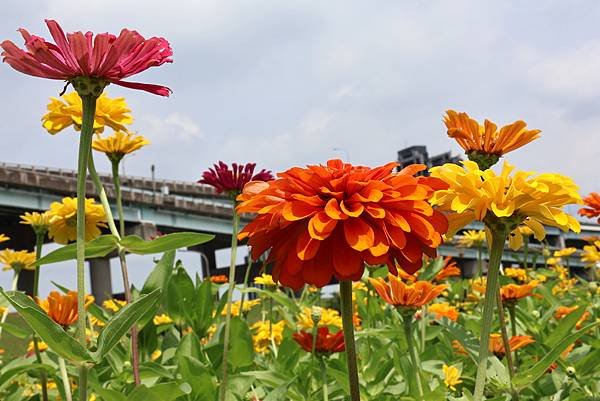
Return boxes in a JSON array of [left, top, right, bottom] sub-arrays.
[[199, 161, 273, 196], [1, 19, 172, 96]]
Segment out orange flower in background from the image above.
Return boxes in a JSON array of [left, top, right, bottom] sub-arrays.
[[293, 327, 345, 355], [555, 306, 590, 330], [489, 334, 535, 358], [500, 281, 539, 303], [435, 256, 461, 281], [210, 274, 228, 284], [237, 159, 449, 289], [578, 192, 600, 224], [444, 110, 541, 157], [429, 302, 459, 321], [369, 274, 446, 309], [37, 291, 94, 327]]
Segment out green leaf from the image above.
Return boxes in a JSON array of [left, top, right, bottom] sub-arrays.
[[91, 388, 127, 401], [0, 363, 55, 391], [221, 317, 254, 371], [120, 232, 214, 255], [164, 262, 195, 325], [127, 382, 192, 401], [544, 306, 587, 348], [0, 321, 31, 338], [193, 279, 214, 335], [34, 235, 119, 266], [419, 256, 445, 281], [0, 289, 92, 362], [94, 289, 161, 359], [244, 287, 300, 314], [141, 251, 175, 294], [513, 321, 600, 389], [178, 356, 217, 400], [438, 317, 479, 363], [176, 333, 203, 361]]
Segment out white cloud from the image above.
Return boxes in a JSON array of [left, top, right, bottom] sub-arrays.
[[138, 112, 203, 143]]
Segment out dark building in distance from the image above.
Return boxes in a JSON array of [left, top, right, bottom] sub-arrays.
[[397, 145, 461, 175]]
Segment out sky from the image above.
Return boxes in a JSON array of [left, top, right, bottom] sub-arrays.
[[0, 1, 599, 295]]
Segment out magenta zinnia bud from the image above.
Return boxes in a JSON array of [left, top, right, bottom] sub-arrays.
[[1, 19, 172, 96], [199, 161, 274, 197]]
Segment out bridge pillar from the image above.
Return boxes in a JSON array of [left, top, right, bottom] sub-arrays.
[[16, 269, 34, 296], [89, 257, 113, 304]]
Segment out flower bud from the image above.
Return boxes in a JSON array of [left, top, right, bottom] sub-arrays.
[[588, 281, 598, 294], [566, 366, 576, 377], [311, 306, 322, 326]]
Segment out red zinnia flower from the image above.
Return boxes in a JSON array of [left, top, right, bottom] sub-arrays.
[[578, 192, 600, 224], [293, 327, 345, 354], [237, 159, 449, 289], [199, 161, 273, 196], [1, 19, 172, 96]]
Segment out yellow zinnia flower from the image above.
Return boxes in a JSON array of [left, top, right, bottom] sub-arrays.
[[582, 242, 600, 266], [48, 197, 107, 244], [554, 247, 578, 258], [153, 313, 173, 325], [457, 230, 486, 248], [442, 364, 463, 391], [503, 267, 529, 283], [26, 340, 48, 355], [221, 299, 261, 317], [42, 91, 133, 135], [102, 298, 127, 313], [251, 320, 286, 353], [253, 273, 277, 287], [20, 211, 52, 235], [0, 249, 36, 271], [150, 349, 162, 361], [92, 131, 150, 162], [0, 234, 9, 243], [297, 307, 343, 330], [429, 160, 581, 239]]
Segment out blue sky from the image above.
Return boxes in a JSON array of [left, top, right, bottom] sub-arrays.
[[0, 1, 599, 295]]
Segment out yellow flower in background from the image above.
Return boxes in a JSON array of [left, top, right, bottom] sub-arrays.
[[442, 364, 463, 391], [457, 230, 486, 248], [471, 277, 487, 297], [150, 350, 162, 361], [201, 324, 217, 345], [251, 320, 286, 353], [582, 242, 600, 266], [221, 299, 261, 317], [103, 298, 127, 312], [552, 278, 577, 296], [504, 267, 529, 283], [47, 197, 107, 244], [0, 234, 9, 243], [429, 161, 581, 238], [508, 225, 536, 250], [153, 313, 173, 325], [42, 91, 133, 135], [554, 247, 577, 258], [254, 273, 277, 287], [89, 315, 106, 327], [429, 303, 459, 321], [26, 340, 48, 355], [20, 211, 52, 235], [92, 131, 150, 162], [352, 281, 367, 292], [0, 249, 36, 271], [297, 307, 343, 330], [546, 257, 561, 266]]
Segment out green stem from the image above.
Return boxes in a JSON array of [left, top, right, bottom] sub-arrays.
[[403, 314, 424, 398], [58, 357, 73, 401], [218, 205, 240, 401], [523, 241, 529, 269], [76, 94, 97, 401], [33, 233, 49, 401], [473, 228, 507, 401], [496, 293, 518, 400], [87, 156, 119, 237], [420, 305, 427, 351], [111, 160, 125, 237], [320, 357, 329, 401], [340, 280, 360, 401], [477, 244, 483, 279], [508, 304, 519, 369], [239, 257, 253, 313], [311, 323, 319, 357]]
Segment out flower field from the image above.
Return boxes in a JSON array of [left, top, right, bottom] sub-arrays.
[[0, 18, 599, 401]]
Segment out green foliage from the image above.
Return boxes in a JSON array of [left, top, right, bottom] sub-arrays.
[[120, 232, 214, 255], [34, 235, 119, 266]]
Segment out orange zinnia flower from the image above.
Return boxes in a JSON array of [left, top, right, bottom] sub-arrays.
[[210, 274, 228, 284], [428, 302, 459, 321], [444, 110, 541, 158], [578, 192, 600, 224], [500, 281, 538, 303], [369, 274, 446, 309], [489, 334, 535, 358], [37, 291, 94, 327], [237, 159, 449, 289], [434, 256, 461, 281], [555, 306, 590, 330]]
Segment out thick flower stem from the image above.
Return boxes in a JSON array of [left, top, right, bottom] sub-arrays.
[[320, 358, 329, 401], [111, 160, 125, 237], [58, 357, 73, 401], [76, 94, 98, 401], [508, 304, 519, 368], [473, 228, 507, 401], [477, 245, 483, 279], [218, 205, 240, 401], [402, 315, 424, 398], [340, 280, 361, 401], [496, 293, 519, 400], [33, 233, 49, 401]]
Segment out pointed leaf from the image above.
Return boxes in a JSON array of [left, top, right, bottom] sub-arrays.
[[94, 289, 161, 359], [0, 363, 56, 391], [127, 382, 192, 401], [193, 279, 214, 335], [141, 251, 175, 294], [544, 306, 587, 347], [221, 317, 254, 371], [178, 356, 217, 400], [0, 289, 92, 362], [34, 235, 119, 266], [120, 232, 214, 255], [513, 321, 600, 389]]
